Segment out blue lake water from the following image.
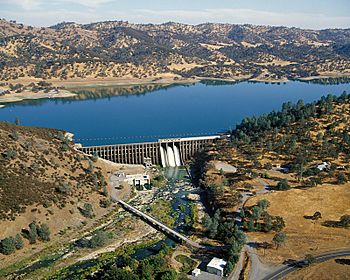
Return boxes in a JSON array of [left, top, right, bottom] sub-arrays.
[[0, 81, 349, 146]]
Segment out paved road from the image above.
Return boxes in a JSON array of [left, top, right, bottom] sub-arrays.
[[262, 249, 350, 280], [230, 177, 280, 280]]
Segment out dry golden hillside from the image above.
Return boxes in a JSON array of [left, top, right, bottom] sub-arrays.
[[1, 19, 350, 83], [0, 122, 110, 222]]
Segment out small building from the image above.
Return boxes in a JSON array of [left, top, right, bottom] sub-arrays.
[[114, 172, 150, 188], [125, 174, 150, 187], [192, 268, 201, 277], [207, 257, 227, 277], [317, 162, 329, 171]]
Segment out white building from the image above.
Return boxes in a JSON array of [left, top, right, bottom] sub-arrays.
[[317, 162, 329, 171], [114, 172, 150, 187], [192, 268, 201, 277], [207, 257, 227, 277], [126, 174, 150, 187]]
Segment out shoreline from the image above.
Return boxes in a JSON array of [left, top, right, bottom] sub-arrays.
[[1, 74, 349, 106], [0, 89, 76, 105]]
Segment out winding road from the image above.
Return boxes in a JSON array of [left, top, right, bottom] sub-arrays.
[[262, 249, 350, 280]]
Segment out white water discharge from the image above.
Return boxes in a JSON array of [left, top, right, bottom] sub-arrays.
[[166, 145, 176, 167], [160, 146, 167, 167], [173, 145, 182, 166]]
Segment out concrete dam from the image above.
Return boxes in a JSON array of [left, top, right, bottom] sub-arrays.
[[78, 135, 220, 167]]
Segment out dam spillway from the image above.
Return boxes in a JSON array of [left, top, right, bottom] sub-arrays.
[[78, 135, 220, 167]]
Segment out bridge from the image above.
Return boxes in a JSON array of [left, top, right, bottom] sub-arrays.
[[116, 199, 204, 248], [78, 135, 222, 167]]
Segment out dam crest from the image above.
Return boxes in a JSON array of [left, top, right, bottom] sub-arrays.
[[78, 135, 221, 167]]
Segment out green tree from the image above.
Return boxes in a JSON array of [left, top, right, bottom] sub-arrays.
[[224, 261, 234, 276], [138, 261, 153, 280], [159, 269, 177, 280], [240, 208, 246, 219], [92, 152, 98, 162], [0, 237, 16, 255], [312, 211, 322, 221], [103, 185, 108, 197], [37, 224, 51, 241], [337, 173, 347, 184], [276, 179, 290, 190], [247, 219, 255, 232], [10, 130, 19, 141], [28, 222, 38, 244], [272, 232, 287, 250], [264, 163, 273, 170], [257, 199, 270, 210], [89, 231, 110, 248], [251, 206, 262, 221], [79, 203, 94, 218], [263, 215, 273, 232], [272, 216, 285, 232], [86, 160, 94, 174], [340, 214, 350, 227], [102, 267, 139, 280], [14, 234, 24, 250]]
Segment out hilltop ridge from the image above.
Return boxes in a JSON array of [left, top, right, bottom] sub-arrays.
[[0, 19, 349, 84]]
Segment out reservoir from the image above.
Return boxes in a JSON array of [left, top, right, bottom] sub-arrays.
[[0, 81, 349, 146]]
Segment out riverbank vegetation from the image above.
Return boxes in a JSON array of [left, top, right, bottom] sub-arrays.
[[148, 199, 176, 228], [49, 242, 177, 280]]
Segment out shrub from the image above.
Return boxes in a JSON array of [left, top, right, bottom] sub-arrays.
[[337, 173, 348, 184], [10, 130, 19, 141], [28, 222, 38, 244], [79, 203, 94, 218], [276, 179, 290, 190], [92, 152, 98, 162], [37, 224, 50, 241], [56, 183, 72, 194], [14, 234, 24, 250], [3, 149, 17, 160], [272, 232, 287, 249], [257, 199, 270, 210], [86, 160, 94, 174], [89, 231, 111, 248], [99, 198, 111, 208], [340, 214, 350, 227]]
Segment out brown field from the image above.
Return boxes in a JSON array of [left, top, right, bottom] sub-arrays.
[[284, 256, 350, 280], [246, 183, 350, 263]]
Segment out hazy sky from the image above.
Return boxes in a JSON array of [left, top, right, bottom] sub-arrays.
[[1, 0, 350, 29]]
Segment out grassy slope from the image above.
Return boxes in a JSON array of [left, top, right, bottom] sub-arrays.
[[0, 122, 125, 271]]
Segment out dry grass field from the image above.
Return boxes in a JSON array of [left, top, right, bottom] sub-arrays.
[[246, 183, 350, 263], [284, 256, 350, 280]]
